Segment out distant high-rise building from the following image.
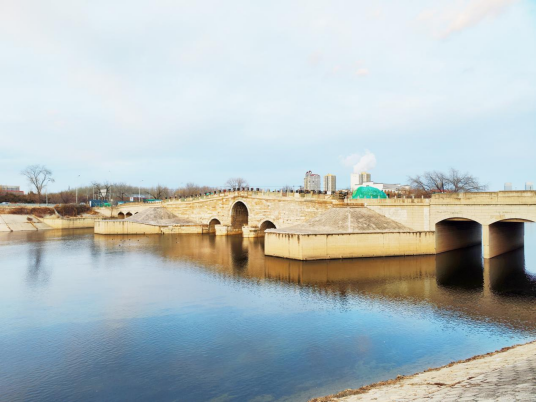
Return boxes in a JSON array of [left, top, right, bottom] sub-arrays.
[[351, 172, 372, 191], [526, 182, 534, 191], [504, 182, 513, 191], [324, 174, 336, 193], [304, 171, 321, 192]]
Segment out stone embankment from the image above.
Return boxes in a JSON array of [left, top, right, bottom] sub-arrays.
[[312, 340, 536, 402]]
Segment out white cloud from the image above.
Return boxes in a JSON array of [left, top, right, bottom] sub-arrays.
[[419, 0, 519, 39], [340, 150, 377, 173]]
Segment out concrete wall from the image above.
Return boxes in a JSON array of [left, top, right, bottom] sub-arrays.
[[95, 220, 162, 235], [265, 231, 435, 260], [435, 220, 482, 254], [94, 220, 205, 235], [360, 198, 431, 231], [41, 217, 97, 229]]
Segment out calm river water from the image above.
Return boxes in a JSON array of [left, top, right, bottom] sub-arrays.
[[1, 226, 536, 401]]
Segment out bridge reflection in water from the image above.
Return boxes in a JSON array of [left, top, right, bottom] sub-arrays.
[[92, 233, 536, 331]]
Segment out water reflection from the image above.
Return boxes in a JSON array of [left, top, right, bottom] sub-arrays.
[[26, 243, 50, 287], [488, 248, 536, 297], [1, 231, 536, 402], [436, 246, 483, 290]]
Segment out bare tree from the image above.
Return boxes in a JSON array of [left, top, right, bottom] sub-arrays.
[[174, 183, 217, 197], [91, 181, 112, 201], [21, 165, 54, 203], [59, 190, 76, 204], [148, 184, 170, 200], [446, 168, 487, 193], [225, 177, 249, 189], [408, 168, 486, 196]]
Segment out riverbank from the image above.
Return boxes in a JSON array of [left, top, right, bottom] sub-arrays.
[[312, 340, 536, 401]]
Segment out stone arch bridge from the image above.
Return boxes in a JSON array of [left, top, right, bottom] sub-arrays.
[[106, 190, 536, 258]]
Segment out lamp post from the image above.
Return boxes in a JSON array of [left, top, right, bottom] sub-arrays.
[[139, 180, 143, 203], [75, 175, 80, 204], [45, 179, 51, 205]]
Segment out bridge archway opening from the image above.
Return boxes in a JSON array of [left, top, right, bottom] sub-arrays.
[[231, 201, 249, 230], [435, 218, 482, 254], [118, 212, 125, 219], [484, 219, 534, 259], [126, 212, 132, 218], [259, 220, 276, 234], [208, 218, 221, 234]]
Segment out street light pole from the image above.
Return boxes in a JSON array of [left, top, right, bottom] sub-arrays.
[[75, 175, 80, 204], [139, 180, 143, 203]]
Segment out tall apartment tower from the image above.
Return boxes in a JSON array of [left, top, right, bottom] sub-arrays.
[[304, 171, 321, 192], [360, 172, 371, 183], [350, 172, 372, 191], [527, 182, 534, 191], [324, 174, 336, 193]]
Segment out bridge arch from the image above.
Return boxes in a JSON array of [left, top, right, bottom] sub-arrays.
[[230, 201, 249, 230], [259, 220, 277, 234], [208, 218, 221, 234], [483, 218, 534, 259], [118, 212, 125, 219], [126, 212, 133, 218], [435, 218, 482, 254]]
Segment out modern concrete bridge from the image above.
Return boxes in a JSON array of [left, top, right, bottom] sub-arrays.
[[108, 190, 536, 259]]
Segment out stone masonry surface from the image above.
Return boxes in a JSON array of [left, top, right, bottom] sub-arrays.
[[313, 340, 536, 402]]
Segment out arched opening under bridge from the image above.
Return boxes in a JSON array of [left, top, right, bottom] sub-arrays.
[[126, 212, 132, 218], [231, 201, 248, 230], [484, 219, 534, 259], [117, 212, 125, 219], [259, 220, 276, 234], [208, 218, 221, 234], [435, 218, 482, 254]]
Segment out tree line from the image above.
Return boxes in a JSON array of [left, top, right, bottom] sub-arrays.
[[3, 164, 490, 204], [2, 165, 253, 204]]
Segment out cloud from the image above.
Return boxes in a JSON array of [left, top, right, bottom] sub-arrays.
[[356, 68, 369, 76], [421, 0, 519, 39], [340, 150, 377, 173]]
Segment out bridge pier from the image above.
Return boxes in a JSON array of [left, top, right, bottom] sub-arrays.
[[483, 222, 524, 259], [215, 224, 242, 236], [435, 220, 482, 254], [242, 226, 260, 238]]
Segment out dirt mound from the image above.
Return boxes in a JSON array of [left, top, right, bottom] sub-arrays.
[[126, 207, 194, 226], [274, 207, 412, 234]]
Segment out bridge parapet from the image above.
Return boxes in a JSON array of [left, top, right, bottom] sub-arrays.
[[431, 191, 536, 205]]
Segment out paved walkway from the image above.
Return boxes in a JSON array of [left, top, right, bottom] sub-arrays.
[[313, 341, 536, 402]]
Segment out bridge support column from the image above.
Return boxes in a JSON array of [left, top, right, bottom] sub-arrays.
[[242, 226, 260, 238], [215, 224, 243, 236], [435, 220, 482, 254], [483, 222, 524, 259]]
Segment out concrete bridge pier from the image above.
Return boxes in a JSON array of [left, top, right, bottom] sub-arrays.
[[435, 220, 482, 254], [483, 222, 524, 259], [242, 226, 260, 238], [214, 224, 242, 236]]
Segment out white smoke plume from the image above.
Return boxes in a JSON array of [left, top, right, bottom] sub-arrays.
[[340, 150, 377, 173]]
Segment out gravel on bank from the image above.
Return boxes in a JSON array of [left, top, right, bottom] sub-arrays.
[[311, 340, 536, 401]]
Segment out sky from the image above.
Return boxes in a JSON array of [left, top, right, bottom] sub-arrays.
[[1, 0, 535, 192]]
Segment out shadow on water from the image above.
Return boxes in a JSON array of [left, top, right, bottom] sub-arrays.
[[435, 246, 483, 291], [488, 248, 536, 297]]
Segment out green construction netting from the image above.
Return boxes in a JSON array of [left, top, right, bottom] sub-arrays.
[[352, 186, 387, 199]]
